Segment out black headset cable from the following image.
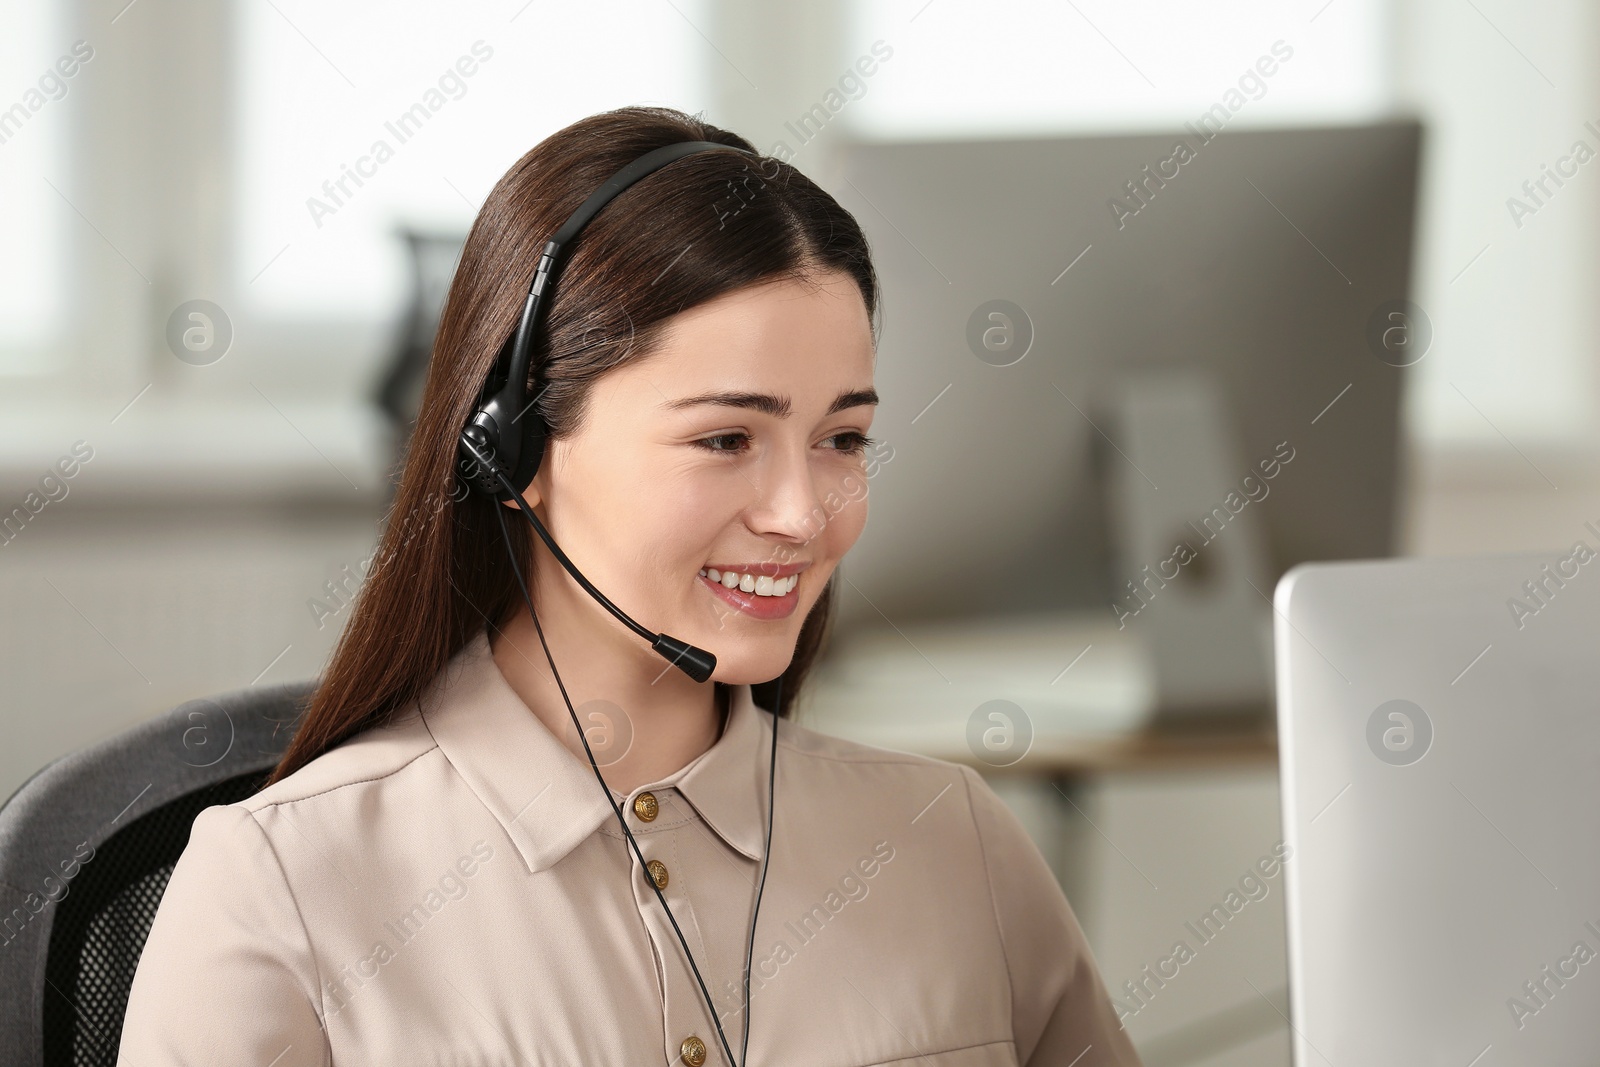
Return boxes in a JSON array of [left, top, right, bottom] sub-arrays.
[[485, 472, 779, 1067]]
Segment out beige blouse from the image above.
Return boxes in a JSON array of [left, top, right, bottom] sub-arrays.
[[118, 630, 1141, 1066]]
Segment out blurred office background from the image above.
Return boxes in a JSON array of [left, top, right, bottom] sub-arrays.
[[4, 1, 1599, 1063]]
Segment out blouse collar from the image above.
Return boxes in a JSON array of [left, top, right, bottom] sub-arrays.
[[418, 629, 772, 875]]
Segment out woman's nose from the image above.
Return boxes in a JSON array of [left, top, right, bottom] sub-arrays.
[[744, 445, 832, 545]]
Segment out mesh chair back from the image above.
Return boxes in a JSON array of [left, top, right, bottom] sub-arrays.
[[0, 681, 313, 1066]]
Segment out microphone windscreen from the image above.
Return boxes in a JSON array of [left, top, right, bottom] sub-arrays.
[[651, 635, 717, 683]]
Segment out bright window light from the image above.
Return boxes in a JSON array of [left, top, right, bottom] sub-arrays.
[[0, 1, 69, 374], [843, 0, 1389, 137], [234, 0, 710, 319]]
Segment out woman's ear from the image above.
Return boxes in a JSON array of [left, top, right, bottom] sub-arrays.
[[500, 491, 537, 511], [500, 475, 543, 510]]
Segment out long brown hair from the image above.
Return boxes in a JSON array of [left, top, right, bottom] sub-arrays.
[[267, 107, 879, 786]]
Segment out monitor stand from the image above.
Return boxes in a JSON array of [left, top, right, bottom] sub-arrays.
[[1102, 369, 1275, 729]]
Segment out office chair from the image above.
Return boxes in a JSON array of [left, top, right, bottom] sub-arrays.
[[0, 681, 314, 1066]]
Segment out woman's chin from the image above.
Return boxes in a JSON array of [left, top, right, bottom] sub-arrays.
[[706, 645, 800, 687]]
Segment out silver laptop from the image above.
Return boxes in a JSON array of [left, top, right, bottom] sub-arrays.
[[1275, 553, 1600, 1065]]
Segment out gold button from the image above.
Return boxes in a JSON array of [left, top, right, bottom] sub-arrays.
[[679, 1035, 706, 1066], [633, 791, 659, 821], [647, 859, 669, 890]]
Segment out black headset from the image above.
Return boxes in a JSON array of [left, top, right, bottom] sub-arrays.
[[456, 139, 757, 685], [455, 139, 778, 1067]]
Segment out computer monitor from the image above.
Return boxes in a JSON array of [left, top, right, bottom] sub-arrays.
[[1275, 553, 1600, 1064], [816, 122, 1421, 714]]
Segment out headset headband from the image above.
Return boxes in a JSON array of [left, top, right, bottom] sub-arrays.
[[458, 140, 757, 499]]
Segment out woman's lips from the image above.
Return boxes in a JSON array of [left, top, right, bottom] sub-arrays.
[[698, 572, 801, 621]]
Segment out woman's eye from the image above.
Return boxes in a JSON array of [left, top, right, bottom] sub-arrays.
[[691, 431, 875, 455], [825, 431, 874, 455], [693, 432, 751, 454]]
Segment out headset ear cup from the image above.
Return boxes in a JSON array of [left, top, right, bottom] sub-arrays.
[[524, 412, 548, 480], [500, 407, 549, 501]]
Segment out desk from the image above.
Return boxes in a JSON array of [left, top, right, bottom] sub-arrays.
[[796, 609, 1278, 775], [800, 713, 1278, 776]]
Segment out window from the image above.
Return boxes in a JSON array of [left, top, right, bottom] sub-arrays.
[[843, 0, 1389, 138], [0, 0, 70, 374], [1396, 0, 1600, 446], [234, 0, 711, 320]]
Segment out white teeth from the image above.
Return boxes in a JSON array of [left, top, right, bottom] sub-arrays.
[[704, 569, 801, 596], [754, 574, 801, 596]]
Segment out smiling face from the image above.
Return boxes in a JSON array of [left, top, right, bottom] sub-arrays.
[[515, 269, 878, 685]]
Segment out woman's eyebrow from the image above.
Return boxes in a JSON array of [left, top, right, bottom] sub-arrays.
[[662, 388, 879, 418]]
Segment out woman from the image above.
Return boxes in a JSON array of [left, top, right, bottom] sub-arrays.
[[118, 107, 1140, 1067]]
